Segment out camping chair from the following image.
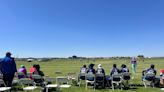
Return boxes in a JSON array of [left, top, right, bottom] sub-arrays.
[[0, 79, 11, 92], [95, 73, 105, 88], [32, 74, 44, 86], [122, 72, 131, 87], [85, 74, 95, 90], [18, 78, 37, 92], [143, 73, 156, 88], [78, 73, 86, 87], [56, 76, 71, 91], [44, 77, 58, 92], [111, 74, 123, 90]]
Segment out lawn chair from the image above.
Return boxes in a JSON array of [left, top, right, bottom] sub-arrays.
[[44, 77, 58, 92], [122, 72, 131, 87], [85, 74, 95, 91], [32, 74, 44, 86], [95, 73, 105, 88], [56, 76, 71, 91], [78, 73, 86, 87], [111, 74, 123, 90], [143, 73, 156, 88], [18, 78, 37, 92], [0, 79, 11, 92]]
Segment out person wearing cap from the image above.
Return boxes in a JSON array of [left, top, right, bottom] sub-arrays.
[[96, 64, 105, 75], [18, 65, 27, 79], [0, 52, 17, 87], [87, 63, 96, 74]]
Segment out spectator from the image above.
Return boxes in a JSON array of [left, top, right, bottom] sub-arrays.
[[18, 65, 27, 79], [120, 64, 129, 73], [80, 64, 87, 74], [160, 69, 164, 86], [87, 63, 95, 74], [96, 64, 105, 75], [29, 64, 37, 74], [0, 52, 17, 87], [33, 64, 44, 76], [131, 57, 137, 74], [110, 64, 120, 76], [142, 64, 157, 81]]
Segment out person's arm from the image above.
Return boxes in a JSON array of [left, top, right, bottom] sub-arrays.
[[142, 69, 146, 76]]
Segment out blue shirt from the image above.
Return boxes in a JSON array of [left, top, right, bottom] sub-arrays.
[[0, 56, 17, 74]]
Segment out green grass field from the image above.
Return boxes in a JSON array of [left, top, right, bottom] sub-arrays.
[[15, 58, 164, 92]]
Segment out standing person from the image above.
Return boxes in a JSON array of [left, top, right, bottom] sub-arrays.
[[0, 52, 17, 87], [131, 57, 137, 74]]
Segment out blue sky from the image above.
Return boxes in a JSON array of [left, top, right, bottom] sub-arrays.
[[0, 0, 164, 58]]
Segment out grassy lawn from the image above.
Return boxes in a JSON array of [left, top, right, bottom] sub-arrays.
[[14, 58, 164, 92]]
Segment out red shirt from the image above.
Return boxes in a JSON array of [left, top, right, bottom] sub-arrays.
[[29, 67, 36, 74]]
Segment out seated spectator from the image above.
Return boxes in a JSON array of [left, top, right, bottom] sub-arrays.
[[120, 64, 129, 73], [18, 65, 27, 79], [33, 64, 44, 77], [110, 64, 120, 76], [160, 69, 164, 86], [29, 64, 37, 74], [87, 63, 96, 74], [142, 64, 157, 81], [86, 63, 95, 81], [78, 65, 87, 85], [80, 64, 87, 74], [96, 64, 105, 75]]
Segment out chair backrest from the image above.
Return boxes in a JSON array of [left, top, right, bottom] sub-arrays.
[[85, 73, 95, 81], [95, 73, 104, 82], [0, 79, 6, 87], [56, 77, 69, 85], [122, 72, 131, 80], [19, 78, 35, 87], [145, 73, 155, 81], [0, 74, 3, 79], [112, 74, 122, 82], [44, 77, 56, 84], [32, 74, 42, 80]]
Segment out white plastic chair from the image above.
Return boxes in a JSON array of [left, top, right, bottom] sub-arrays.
[[44, 77, 58, 92], [111, 74, 123, 90], [56, 76, 71, 90], [0, 79, 11, 92], [18, 78, 37, 92], [85, 74, 95, 91]]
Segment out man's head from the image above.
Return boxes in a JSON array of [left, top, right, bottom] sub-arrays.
[[83, 64, 86, 68], [113, 64, 117, 68], [150, 64, 155, 69], [6, 52, 12, 57]]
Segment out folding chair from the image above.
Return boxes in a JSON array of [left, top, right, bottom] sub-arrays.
[[122, 72, 131, 87], [143, 73, 155, 88], [111, 74, 123, 90], [56, 76, 71, 89], [18, 78, 37, 92], [78, 73, 86, 87], [32, 74, 44, 86], [44, 77, 57, 92], [0, 79, 11, 92], [95, 74, 105, 88], [85, 74, 95, 91]]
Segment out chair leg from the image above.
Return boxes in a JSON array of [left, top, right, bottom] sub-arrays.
[[46, 87, 49, 92], [143, 81, 147, 88], [85, 82, 87, 90]]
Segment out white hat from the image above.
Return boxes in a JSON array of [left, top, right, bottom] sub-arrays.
[[98, 64, 102, 68]]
